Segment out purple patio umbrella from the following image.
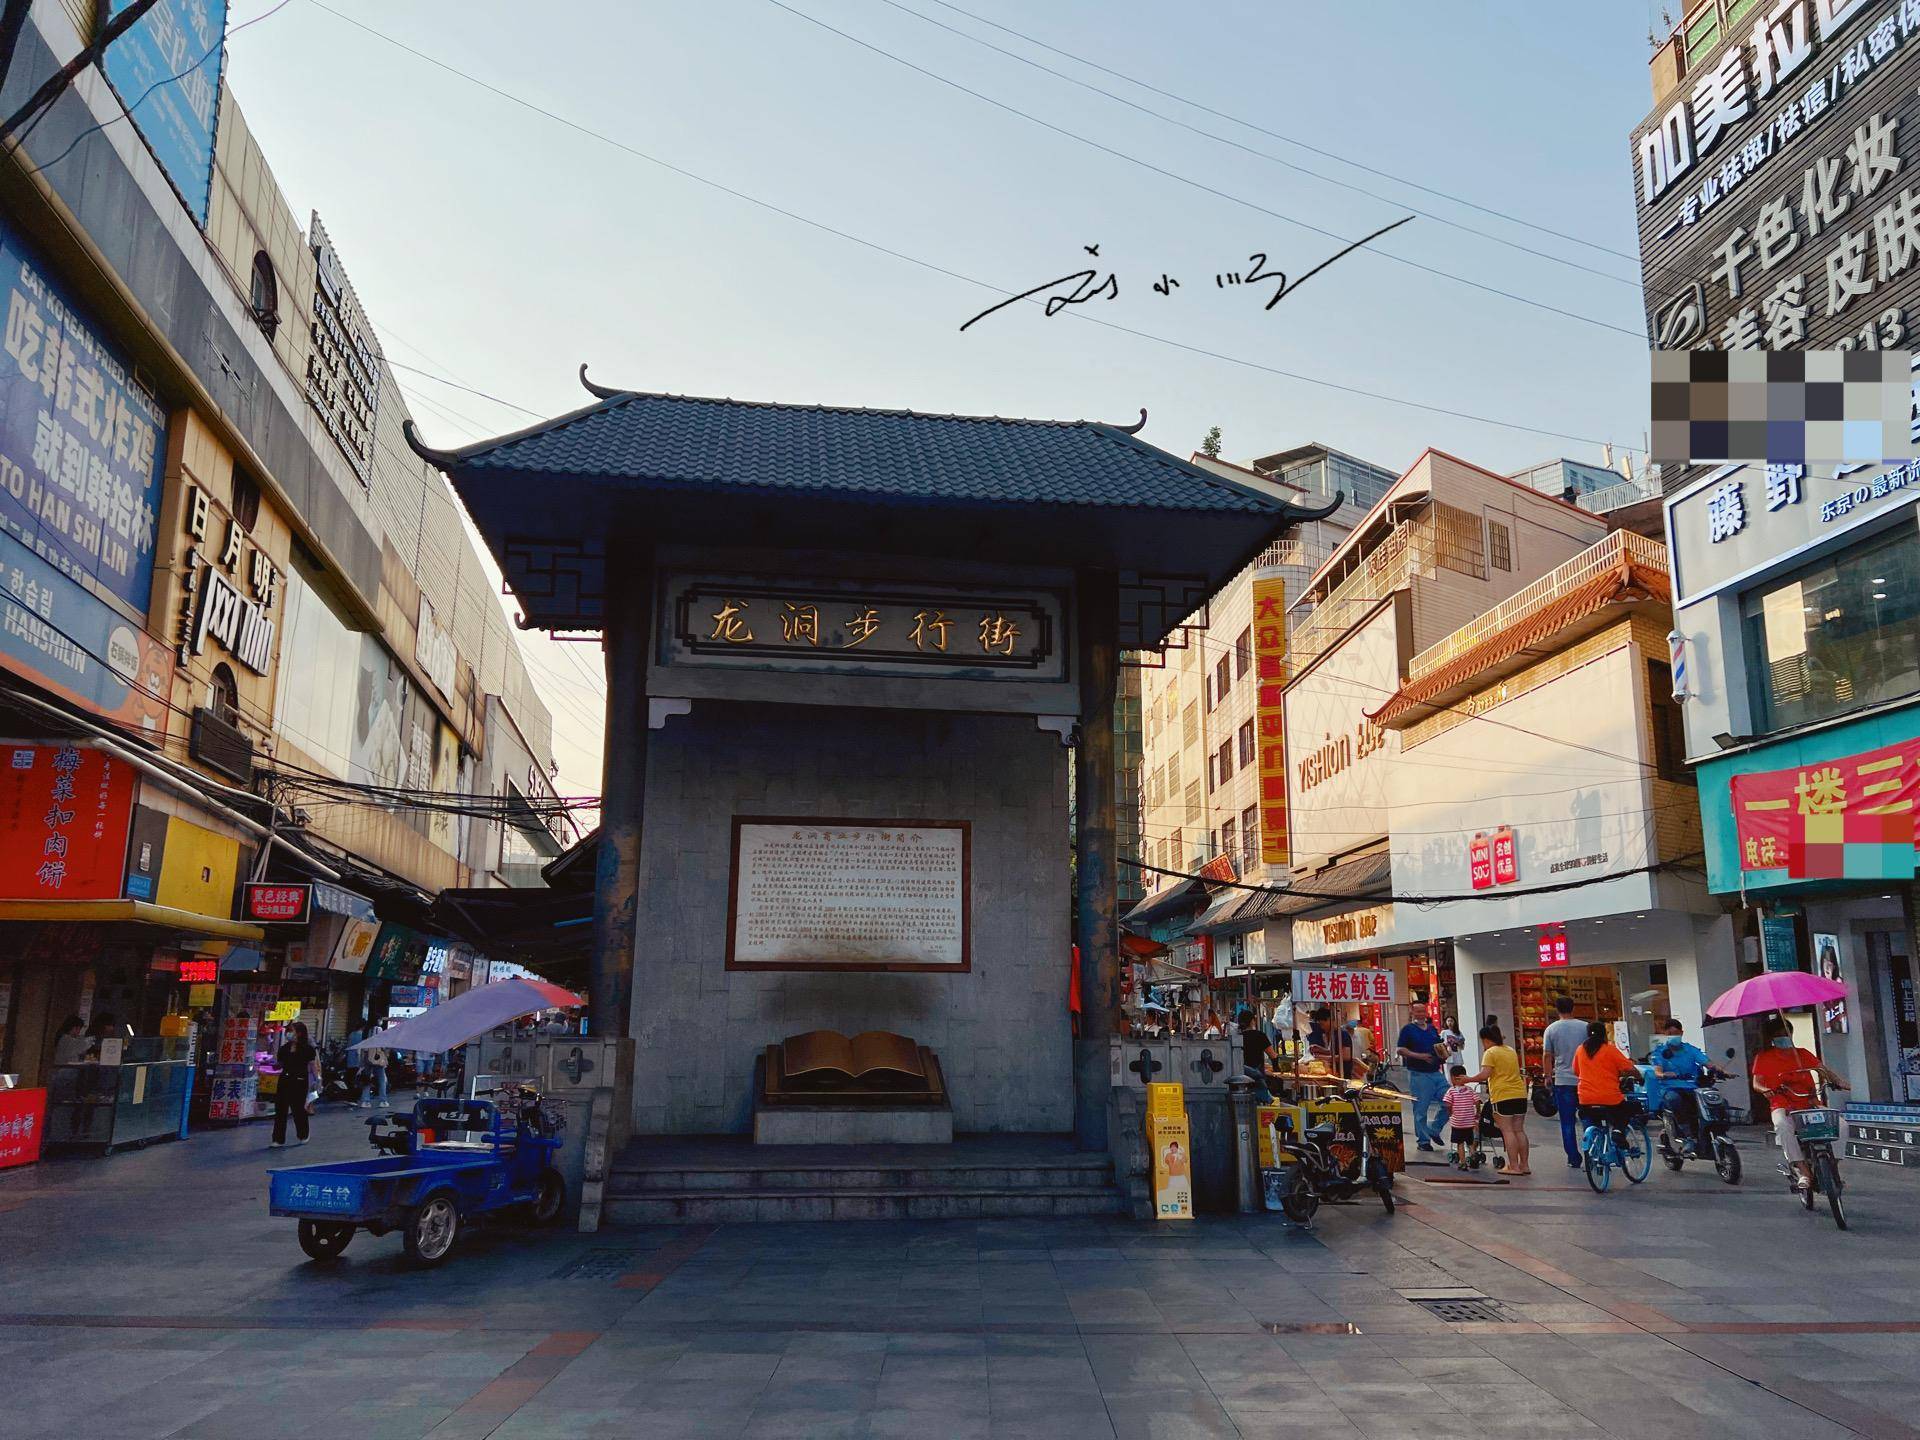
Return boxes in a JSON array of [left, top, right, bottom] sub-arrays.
[[1705, 971, 1848, 1020], [348, 976, 584, 1055]]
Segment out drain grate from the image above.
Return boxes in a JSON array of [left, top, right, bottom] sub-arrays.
[[552, 1248, 640, 1280], [1413, 1296, 1509, 1323]]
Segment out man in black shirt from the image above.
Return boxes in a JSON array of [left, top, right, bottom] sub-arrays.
[[1238, 1009, 1275, 1101]]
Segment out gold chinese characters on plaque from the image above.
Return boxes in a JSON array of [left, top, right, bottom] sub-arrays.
[[665, 574, 1066, 683]]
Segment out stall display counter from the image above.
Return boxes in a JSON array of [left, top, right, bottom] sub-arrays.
[[46, 1038, 194, 1153]]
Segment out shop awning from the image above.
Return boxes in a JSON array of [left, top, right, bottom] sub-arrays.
[[1123, 874, 1205, 926], [1263, 851, 1394, 919], [0, 899, 266, 940]]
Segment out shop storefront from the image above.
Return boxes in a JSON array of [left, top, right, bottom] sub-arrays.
[[1695, 704, 1920, 1102]]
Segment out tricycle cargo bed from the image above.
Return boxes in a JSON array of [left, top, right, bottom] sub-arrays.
[[269, 1152, 498, 1220]]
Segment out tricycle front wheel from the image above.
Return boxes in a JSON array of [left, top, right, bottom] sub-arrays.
[[403, 1193, 461, 1266], [529, 1168, 566, 1226], [297, 1220, 354, 1262]]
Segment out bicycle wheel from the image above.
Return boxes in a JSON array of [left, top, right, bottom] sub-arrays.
[[1798, 1165, 1816, 1209], [1584, 1135, 1612, 1193], [1622, 1122, 1653, 1184], [1814, 1152, 1847, 1231]]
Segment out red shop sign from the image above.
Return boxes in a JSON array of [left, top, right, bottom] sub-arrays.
[[0, 744, 136, 900], [1469, 833, 1493, 889], [0, 1088, 47, 1169], [1537, 931, 1570, 968], [244, 883, 312, 924], [1491, 827, 1518, 885]]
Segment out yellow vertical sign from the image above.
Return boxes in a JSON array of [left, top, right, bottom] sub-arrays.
[[1146, 1082, 1194, 1220], [1252, 574, 1289, 867]]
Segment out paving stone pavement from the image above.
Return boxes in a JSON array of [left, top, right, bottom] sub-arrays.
[[2, 1105, 1918, 1439]]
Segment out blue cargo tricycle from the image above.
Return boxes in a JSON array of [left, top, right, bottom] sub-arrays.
[[269, 1095, 565, 1266]]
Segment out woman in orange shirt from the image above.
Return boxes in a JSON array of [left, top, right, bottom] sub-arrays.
[[1571, 1021, 1638, 1150]]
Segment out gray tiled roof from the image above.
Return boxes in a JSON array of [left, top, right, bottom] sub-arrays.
[[446, 391, 1294, 515]]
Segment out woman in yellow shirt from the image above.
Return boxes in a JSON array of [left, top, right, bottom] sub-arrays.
[[1464, 1025, 1532, 1176]]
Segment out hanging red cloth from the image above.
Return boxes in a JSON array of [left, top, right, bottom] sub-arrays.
[[1069, 943, 1082, 1036]]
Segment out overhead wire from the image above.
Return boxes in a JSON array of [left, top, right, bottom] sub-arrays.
[[914, 0, 1642, 267], [868, 0, 1642, 290], [302, 0, 1644, 452], [761, 0, 1648, 341]]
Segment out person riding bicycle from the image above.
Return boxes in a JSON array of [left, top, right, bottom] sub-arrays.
[[1572, 1021, 1638, 1155], [1750, 1016, 1849, 1188], [1651, 1018, 1713, 1155]]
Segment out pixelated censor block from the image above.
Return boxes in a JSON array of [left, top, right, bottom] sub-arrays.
[[1651, 349, 1912, 465]]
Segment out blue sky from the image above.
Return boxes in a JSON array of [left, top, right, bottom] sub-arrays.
[[224, 0, 1666, 789]]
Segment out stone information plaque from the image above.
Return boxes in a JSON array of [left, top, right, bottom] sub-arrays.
[[727, 818, 971, 971]]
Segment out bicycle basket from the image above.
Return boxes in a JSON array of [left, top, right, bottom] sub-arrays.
[[1789, 1107, 1841, 1141]]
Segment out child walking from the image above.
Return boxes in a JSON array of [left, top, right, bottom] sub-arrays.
[[1444, 1064, 1481, 1169]]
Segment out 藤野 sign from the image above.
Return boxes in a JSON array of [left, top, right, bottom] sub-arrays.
[[1291, 967, 1396, 1005], [1732, 734, 1918, 878], [0, 745, 136, 900]]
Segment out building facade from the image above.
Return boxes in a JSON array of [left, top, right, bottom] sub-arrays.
[[1371, 531, 1740, 1075], [1279, 451, 1614, 1030], [0, 1, 563, 1133], [1636, 0, 1920, 1102], [1129, 446, 1391, 979]]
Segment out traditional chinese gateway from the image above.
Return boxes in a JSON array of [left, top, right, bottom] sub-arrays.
[[412, 377, 1337, 1217]]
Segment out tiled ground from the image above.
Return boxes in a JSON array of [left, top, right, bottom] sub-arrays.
[[2, 1104, 1917, 1439]]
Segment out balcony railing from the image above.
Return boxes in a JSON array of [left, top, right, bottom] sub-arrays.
[[1407, 530, 1669, 681]]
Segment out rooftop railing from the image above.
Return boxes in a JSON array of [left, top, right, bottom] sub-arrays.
[[1406, 530, 1668, 681]]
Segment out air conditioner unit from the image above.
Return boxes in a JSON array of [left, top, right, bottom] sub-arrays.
[[190, 706, 255, 785]]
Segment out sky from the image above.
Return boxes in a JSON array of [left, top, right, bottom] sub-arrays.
[[219, 0, 1668, 800]]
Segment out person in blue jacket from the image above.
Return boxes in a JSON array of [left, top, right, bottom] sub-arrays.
[[1651, 1017, 1712, 1153]]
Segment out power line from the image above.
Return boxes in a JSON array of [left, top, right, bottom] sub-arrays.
[[871, 0, 1641, 290], [9, 0, 296, 179], [915, 0, 1642, 268], [1121, 851, 1703, 907], [763, 0, 1647, 341], [304, 1, 1641, 451]]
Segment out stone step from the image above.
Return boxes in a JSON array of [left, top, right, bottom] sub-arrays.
[[611, 1161, 1116, 1194], [605, 1184, 1128, 1224]]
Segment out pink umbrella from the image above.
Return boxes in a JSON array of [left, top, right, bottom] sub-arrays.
[[1706, 971, 1847, 1020], [348, 976, 584, 1055]]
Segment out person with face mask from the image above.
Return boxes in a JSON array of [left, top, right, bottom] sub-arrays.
[[1750, 1016, 1849, 1189]]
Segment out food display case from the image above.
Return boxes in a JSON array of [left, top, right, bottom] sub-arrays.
[[45, 1036, 193, 1152]]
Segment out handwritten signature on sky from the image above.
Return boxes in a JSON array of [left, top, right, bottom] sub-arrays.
[[959, 215, 1414, 333]]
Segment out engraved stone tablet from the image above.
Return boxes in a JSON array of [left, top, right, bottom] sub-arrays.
[[727, 818, 970, 971]]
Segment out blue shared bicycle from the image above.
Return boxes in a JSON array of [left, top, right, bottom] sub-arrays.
[[1581, 1100, 1652, 1193]]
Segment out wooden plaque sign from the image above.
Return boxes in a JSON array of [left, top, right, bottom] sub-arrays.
[[726, 817, 971, 972]]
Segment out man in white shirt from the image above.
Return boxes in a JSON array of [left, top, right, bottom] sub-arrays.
[[1540, 996, 1588, 1169]]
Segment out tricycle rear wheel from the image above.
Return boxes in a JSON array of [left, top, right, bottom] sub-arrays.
[[403, 1192, 461, 1266], [529, 1168, 566, 1226], [297, 1220, 354, 1262]]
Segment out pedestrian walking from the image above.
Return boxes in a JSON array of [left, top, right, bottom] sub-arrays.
[[1462, 1024, 1531, 1175], [361, 1033, 391, 1105], [1440, 1016, 1466, 1053], [1444, 1065, 1481, 1169], [270, 1021, 319, 1148], [1345, 1017, 1375, 1079], [1540, 997, 1587, 1169], [1396, 1012, 1449, 1152]]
